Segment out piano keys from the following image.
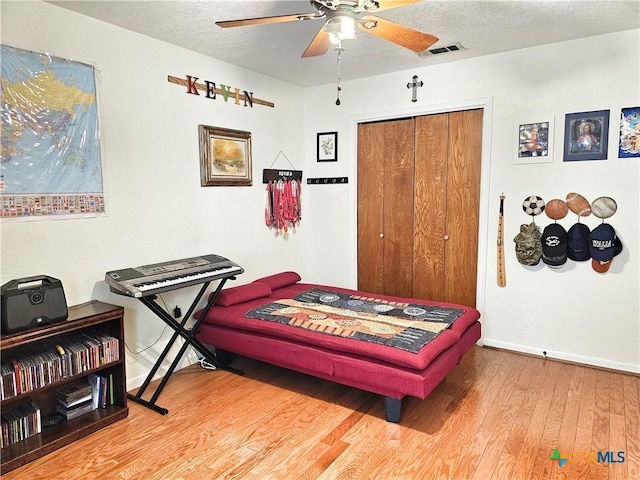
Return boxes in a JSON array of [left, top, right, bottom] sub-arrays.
[[105, 254, 243, 297]]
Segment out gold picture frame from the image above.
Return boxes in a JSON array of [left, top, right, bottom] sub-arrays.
[[199, 125, 252, 186]]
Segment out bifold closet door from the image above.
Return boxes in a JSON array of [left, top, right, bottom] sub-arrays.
[[414, 109, 482, 307], [358, 109, 481, 306], [413, 113, 449, 301], [444, 109, 482, 307], [357, 118, 415, 297]]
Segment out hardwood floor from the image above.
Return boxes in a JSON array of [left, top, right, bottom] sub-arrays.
[[4, 347, 638, 479]]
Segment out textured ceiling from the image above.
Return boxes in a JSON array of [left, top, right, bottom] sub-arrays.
[[48, 0, 640, 87]]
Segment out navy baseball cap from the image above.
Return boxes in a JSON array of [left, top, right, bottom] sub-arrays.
[[541, 223, 567, 267], [567, 223, 591, 261], [589, 223, 622, 273]]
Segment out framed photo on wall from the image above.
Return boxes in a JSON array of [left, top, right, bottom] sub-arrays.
[[317, 131, 338, 162], [199, 125, 252, 186], [515, 119, 553, 164], [563, 110, 610, 162], [619, 106, 640, 158]]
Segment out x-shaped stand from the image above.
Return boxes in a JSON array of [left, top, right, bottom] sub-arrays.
[[127, 277, 243, 414]]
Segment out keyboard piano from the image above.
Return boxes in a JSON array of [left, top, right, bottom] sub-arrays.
[[105, 254, 243, 298]]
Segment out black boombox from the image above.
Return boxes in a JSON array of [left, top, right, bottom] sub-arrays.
[[1, 275, 68, 335]]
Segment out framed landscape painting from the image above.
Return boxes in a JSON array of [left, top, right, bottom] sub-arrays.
[[199, 125, 252, 186]]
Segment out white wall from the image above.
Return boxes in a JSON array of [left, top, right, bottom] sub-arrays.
[[2, 1, 638, 389], [1, 1, 308, 389], [303, 30, 640, 373]]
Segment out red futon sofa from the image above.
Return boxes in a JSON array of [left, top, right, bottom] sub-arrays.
[[195, 272, 481, 422]]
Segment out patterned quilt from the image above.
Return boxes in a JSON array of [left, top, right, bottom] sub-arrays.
[[244, 289, 464, 353]]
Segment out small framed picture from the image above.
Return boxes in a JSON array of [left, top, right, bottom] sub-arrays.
[[199, 125, 252, 186], [619, 106, 640, 158], [515, 119, 553, 164], [317, 131, 338, 162], [563, 110, 610, 162]]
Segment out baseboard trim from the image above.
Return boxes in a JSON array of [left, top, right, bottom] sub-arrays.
[[482, 339, 639, 375], [126, 349, 200, 392]]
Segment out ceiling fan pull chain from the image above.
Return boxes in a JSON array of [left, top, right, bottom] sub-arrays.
[[335, 44, 344, 106]]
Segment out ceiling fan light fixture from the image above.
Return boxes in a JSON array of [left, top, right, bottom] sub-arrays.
[[361, 19, 377, 30], [323, 15, 357, 44], [362, 0, 380, 12]]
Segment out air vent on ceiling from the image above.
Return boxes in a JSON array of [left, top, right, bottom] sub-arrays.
[[418, 42, 466, 58]]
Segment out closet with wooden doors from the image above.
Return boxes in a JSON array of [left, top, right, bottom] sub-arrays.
[[357, 108, 482, 307]]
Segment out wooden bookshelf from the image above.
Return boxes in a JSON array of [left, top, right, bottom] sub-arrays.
[[0, 301, 128, 474]]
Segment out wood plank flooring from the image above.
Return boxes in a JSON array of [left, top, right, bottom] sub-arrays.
[[3, 347, 638, 479]]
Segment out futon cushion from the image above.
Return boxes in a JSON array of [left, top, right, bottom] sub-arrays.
[[252, 271, 301, 290], [214, 282, 272, 307], [198, 281, 481, 370]]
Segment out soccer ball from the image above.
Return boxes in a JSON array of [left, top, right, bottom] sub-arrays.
[[522, 195, 546, 216]]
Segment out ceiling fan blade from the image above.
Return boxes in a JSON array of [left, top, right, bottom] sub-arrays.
[[370, 0, 423, 13], [302, 28, 332, 58], [216, 12, 322, 28], [358, 15, 438, 52]]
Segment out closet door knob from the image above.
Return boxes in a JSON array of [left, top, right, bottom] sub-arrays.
[[379, 233, 384, 238], [444, 235, 449, 240]]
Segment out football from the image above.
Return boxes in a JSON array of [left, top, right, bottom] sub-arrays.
[[545, 198, 569, 220], [566, 192, 591, 217], [591, 196, 617, 219], [522, 195, 545, 216]]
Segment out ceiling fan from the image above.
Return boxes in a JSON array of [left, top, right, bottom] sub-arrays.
[[216, 0, 439, 57]]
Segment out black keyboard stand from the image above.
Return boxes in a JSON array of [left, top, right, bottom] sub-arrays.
[[127, 276, 244, 415]]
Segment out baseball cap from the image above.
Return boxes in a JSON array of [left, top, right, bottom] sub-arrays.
[[567, 223, 591, 261], [513, 222, 542, 266], [541, 223, 567, 267], [589, 223, 622, 273]]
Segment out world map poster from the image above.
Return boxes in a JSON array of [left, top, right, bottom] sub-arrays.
[[0, 45, 105, 218]]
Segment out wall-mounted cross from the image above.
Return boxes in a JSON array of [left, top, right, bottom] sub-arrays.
[[406, 75, 423, 103]]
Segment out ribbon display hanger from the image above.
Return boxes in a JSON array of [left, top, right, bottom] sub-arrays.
[[262, 150, 303, 183], [263, 150, 302, 237]]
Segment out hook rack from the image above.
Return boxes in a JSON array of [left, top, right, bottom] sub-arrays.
[[307, 177, 348, 185]]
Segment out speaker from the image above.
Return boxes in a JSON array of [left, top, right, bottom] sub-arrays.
[[1, 275, 68, 334]]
